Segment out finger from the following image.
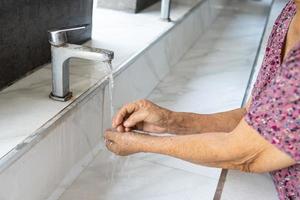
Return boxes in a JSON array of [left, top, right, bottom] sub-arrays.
[[112, 104, 134, 127], [112, 115, 119, 128], [123, 111, 147, 128], [125, 127, 131, 132], [112, 103, 138, 128], [117, 125, 125, 132]]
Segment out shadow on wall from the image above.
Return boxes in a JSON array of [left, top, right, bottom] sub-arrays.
[[0, 0, 93, 90]]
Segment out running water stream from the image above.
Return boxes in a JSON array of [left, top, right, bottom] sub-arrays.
[[105, 61, 115, 119], [104, 61, 131, 184]]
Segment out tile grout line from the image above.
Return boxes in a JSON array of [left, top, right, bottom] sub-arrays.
[[213, 169, 228, 200]]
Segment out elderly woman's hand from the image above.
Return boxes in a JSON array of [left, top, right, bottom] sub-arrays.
[[112, 99, 172, 133], [104, 129, 146, 156]]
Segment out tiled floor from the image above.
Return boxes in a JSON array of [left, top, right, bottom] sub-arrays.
[[58, 152, 218, 200], [58, 0, 272, 199]]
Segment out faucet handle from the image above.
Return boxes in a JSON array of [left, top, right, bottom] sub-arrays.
[[48, 24, 89, 46]]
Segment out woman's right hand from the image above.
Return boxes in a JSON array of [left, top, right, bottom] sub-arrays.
[[112, 99, 172, 133]]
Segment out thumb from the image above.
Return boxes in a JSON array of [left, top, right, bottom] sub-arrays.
[[123, 111, 147, 128]]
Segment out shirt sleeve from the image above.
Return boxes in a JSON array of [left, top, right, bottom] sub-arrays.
[[245, 49, 300, 162]]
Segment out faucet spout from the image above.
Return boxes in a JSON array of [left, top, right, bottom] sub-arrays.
[[50, 44, 114, 101], [60, 44, 114, 62]]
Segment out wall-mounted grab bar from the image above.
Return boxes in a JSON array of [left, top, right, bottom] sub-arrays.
[[161, 0, 171, 21]]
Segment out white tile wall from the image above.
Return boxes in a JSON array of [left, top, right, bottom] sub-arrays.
[[0, 88, 104, 200]]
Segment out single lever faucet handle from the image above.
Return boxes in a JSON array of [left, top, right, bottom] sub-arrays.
[[48, 24, 89, 46]]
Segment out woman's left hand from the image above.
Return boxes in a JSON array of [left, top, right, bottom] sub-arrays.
[[104, 130, 145, 156]]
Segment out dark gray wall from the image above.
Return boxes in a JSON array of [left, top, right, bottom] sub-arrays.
[[136, 0, 159, 12], [98, 0, 159, 13], [0, 0, 93, 90]]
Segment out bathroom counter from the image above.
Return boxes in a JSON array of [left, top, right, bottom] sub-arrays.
[[0, 1, 196, 169]]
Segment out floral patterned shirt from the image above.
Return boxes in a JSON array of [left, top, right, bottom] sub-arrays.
[[245, 1, 300, 199]]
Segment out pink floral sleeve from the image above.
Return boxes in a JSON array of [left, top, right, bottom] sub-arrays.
[[246, 45, 300, 162]]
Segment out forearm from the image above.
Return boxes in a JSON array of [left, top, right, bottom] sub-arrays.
[[136, 119, 295, 173], [167, 108, 246, 134], [139, 132, 243, 170]]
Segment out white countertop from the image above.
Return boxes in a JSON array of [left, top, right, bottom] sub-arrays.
[[0, 2, 194, 164]]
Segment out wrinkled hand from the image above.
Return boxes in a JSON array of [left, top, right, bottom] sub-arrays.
[[104, 129, 145, 156], [112, 99, 172, 133]]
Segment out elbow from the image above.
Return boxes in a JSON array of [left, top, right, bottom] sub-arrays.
[[238, 162, 267, 173], [217, 157, 267, 173], [229, 151, 269, 173], [234, 153, 273, 173]]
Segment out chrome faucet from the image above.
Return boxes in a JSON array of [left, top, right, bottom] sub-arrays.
[[161, 0, 171, 21], [48, 24, 114, 101]]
